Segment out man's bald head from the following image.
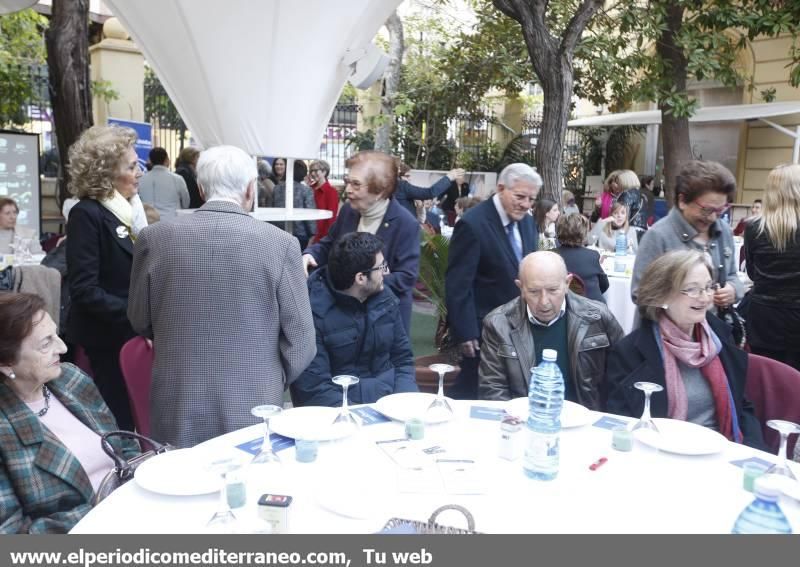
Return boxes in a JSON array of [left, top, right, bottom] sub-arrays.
[[516, 251, 571, 323]]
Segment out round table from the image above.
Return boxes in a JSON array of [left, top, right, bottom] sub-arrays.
[[71, 400, 800, 534], [603, 275, 637, 334]]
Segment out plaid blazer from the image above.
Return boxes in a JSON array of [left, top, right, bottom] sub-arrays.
[[0, 363, 138, 533]]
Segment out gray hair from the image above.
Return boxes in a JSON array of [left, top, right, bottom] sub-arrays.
[[197, 146, 257, 201], [498, 163, 542, 189]]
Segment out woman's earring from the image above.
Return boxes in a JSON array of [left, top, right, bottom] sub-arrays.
[[662, 304, 668, 310], [7, 371, 15, 380]]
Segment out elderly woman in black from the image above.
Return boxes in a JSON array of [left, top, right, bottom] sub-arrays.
[[0, 293, 138, 533], [65, 125, 142, 430]]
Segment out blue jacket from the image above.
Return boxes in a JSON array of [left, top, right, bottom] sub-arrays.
[[445, 197, 538, 343], [394, 176, 453, 218], [291, 268, 417, 407], [304, 198, 420, 334]]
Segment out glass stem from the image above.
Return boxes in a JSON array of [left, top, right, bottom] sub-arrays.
[[777, 432, 789, 469], [342, 385, 350, 413], [642, 392, 653, 421], [260, 418, 271, 454], [436, 372, 445, 399], [217, 474, 230, 514]]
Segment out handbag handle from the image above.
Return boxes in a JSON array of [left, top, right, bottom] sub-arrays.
[[100, 430, 172, 473]]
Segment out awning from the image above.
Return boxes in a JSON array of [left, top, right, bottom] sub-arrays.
[[569, 101, 800, 164], [568, 101, 800, 127]]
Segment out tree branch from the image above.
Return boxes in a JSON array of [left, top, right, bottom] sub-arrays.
[[561, 0, 604, 55]]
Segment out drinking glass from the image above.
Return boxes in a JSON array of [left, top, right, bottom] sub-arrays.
[[206, 457, 240, 532], [426, 363, 454, 420], [331, 375, 360, 433], [629, 381, 663, 434], [765, 420, 800, 480], [250, 405, 283, 464]]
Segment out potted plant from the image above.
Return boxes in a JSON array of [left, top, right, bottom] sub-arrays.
[[414, 230, 460, 393]]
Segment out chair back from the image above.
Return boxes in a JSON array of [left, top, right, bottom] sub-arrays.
[[745, 353, 800, 455], [119, 337, 154, 436]]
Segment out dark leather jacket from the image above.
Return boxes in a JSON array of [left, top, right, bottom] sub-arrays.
[[478, 291, 625, 410]]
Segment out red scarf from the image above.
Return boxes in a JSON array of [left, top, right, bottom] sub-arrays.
[[658, 316, 737, 441]]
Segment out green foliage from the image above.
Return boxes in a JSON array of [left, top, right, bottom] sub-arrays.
[[575, 0, 800, 117], [393, 0, 536, 169], [0, 10, 47, 127], [345, 129, 375, 151], [91, 80, 119, 104]]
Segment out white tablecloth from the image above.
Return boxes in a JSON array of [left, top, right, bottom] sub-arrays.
[[604, 275, 637, 334], [71, 401, 799, 534]]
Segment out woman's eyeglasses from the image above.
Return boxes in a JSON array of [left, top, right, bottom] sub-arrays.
[[679, 283, 718, 298], [691, 201, 731, 217]]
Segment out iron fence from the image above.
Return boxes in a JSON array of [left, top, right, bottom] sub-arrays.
[[521, 111, 586, 195]]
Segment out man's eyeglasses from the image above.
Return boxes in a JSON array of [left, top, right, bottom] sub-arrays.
[[363, 260, 389, 275], [691, 201, 731, 217], [679, 283, 717, 298]]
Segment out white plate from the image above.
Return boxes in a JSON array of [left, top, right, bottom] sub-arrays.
[[134, 448, 220, 496], [375, 392, 456, 424], [269, 406, 353, 441], [507, 398, 592, 428], [633, 418, 727, 455]]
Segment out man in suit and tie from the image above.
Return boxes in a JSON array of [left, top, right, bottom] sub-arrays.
[[128, 145, 316, 448], [445, 163, 541, 399]]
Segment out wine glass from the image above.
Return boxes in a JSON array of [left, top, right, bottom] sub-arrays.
[[206, 457, 240, 532], [331, 375, 360, 433], [629, 382, 663, 434], [426, 363, 454, 421], [250, 404, 283, 464], [765, 420, 800, 480]]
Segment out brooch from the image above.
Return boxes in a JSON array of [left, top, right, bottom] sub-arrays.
[[116, 225, 129, 239]]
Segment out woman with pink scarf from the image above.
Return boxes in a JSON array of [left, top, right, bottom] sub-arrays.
[[605, 249, 764, 449]]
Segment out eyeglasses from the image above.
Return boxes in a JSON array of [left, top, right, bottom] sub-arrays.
[[343, 176, 364, 190], [363, 260, 389, 275], [691, 201, 731, 217], [679, 283, 717, 298]]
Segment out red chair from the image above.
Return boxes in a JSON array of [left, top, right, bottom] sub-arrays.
[[745, 353, 800, 456], [119, 337, 154, 436]]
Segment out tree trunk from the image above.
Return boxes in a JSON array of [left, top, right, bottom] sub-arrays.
[[46, 0, 93, 205], [537, 62, 573, 203], [375, 11, 404, 154], [655, 2, 692, 207]]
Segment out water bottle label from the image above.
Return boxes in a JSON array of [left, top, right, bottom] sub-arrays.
[[527, 433, 559, 458]]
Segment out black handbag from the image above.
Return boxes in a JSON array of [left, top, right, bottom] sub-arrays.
[[716, 270, 747, 349], [93, 430, 174, 505]]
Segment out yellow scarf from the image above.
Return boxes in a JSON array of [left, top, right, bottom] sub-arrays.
[[99, 190, 135, 241]]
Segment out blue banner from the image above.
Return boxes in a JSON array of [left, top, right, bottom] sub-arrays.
[[107, 117, 153, 170]]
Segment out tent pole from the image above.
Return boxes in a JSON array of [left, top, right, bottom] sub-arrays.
[[794, 125, 800, 164], [253, 155, 259, 214], [285, 157, 295, 236]]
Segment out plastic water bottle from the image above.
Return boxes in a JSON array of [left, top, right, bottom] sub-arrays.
[[731, 477, 793, 534], [523, 349, 564, 481], [615, 230, 627, 256]]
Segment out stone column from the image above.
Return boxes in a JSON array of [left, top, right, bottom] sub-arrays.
[[89, 17, 145, 124]]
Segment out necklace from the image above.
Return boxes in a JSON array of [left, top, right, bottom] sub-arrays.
[[36, 385, 51, 418]]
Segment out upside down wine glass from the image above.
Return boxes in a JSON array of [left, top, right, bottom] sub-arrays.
[[426, 363, 455, 421], [765, 420, 800, 481], [629, 381, 664, 434], [250, 404, 283, 464], [331, 375, 360, 434], [205, 457, 240, 532]]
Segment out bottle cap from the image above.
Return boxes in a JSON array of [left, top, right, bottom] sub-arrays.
[[753, 476, 780, 501], [542, 349, 557, 361]]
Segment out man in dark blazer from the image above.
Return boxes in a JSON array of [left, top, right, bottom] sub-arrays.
[[445, 163, 541, 398]]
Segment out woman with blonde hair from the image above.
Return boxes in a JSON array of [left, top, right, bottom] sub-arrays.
[[591, 170, 623, 222], [606, 249, 764, 449], [589, 201, 638, 253], [65, 125, 142, 429], [744, 163, 800, 370]]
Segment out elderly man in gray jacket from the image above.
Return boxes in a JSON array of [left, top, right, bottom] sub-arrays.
[[128, 145, 316, 448], [479, 251, 624, 410]]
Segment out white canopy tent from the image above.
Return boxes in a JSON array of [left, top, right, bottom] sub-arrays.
[[104, 0, 401, 220], [569, 101, 800, 164]]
